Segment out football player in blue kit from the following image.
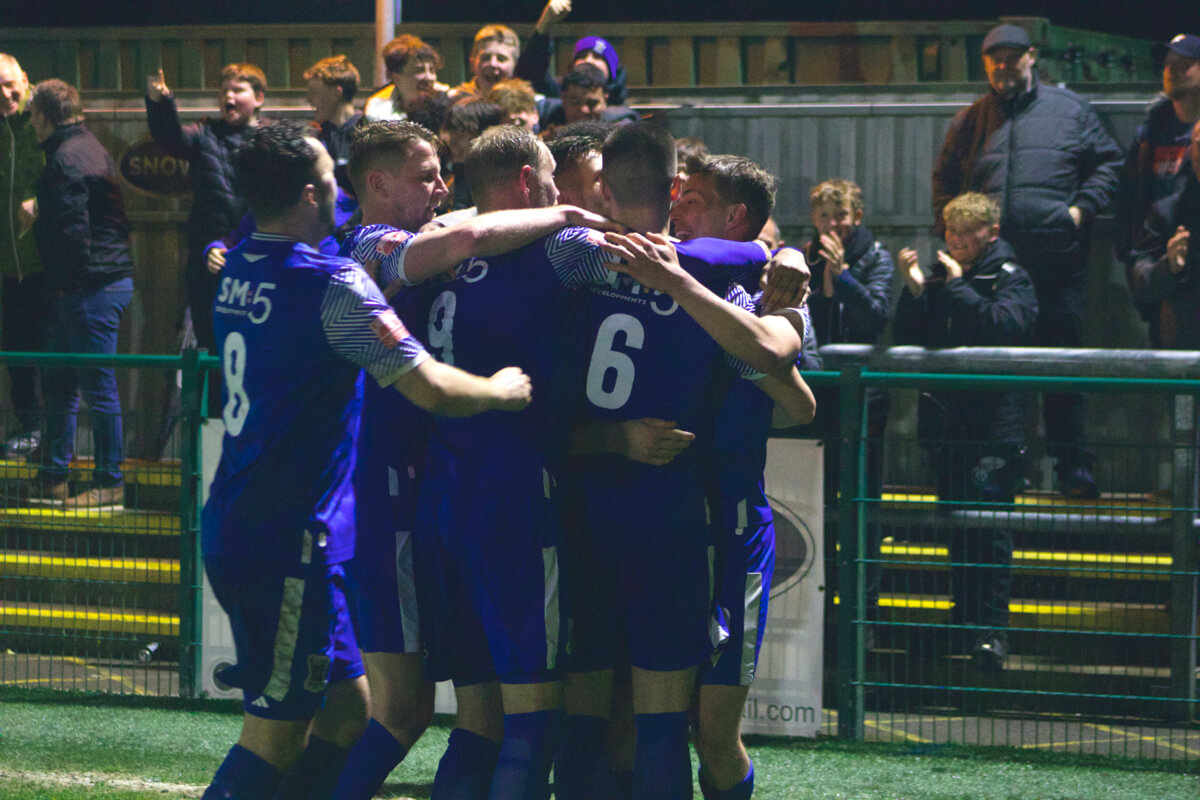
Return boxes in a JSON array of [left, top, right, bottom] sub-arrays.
[[328, 120, 621, 800], [669, 154, 817, 800], [198, 121, 533, 800], [559, 123, 810, 800]]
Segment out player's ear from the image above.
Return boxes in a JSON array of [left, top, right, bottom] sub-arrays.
[[367, 169, 387, 197], [519, 163, 533, 199], [599, 172, 614, 206], [728, 203, 748, 230], [669, 173, 683, 205], [301, 182, 317, 208]]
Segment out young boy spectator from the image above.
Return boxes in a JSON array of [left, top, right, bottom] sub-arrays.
[[894, 192, 1039, 672], [516, 0, 629, 107], [364, 35, 448, 122], [540, 64, 639, 135], [1129, 118, 1200, 348], [304, 55, 363, 193], [488, 78, 540, 132], [803, 178, 893, 644], [452, 24, 520, 100], [146, 62, 265, 353]]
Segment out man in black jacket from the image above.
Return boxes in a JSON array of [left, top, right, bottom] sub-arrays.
[[896, 192, 1038, 672], [25, 79, 133, 509], [932, 24, 1121, 498], [1116, 33, 1200, 345]]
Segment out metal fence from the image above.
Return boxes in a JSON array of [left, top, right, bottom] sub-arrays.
[[1, 346, 1196, 763], [814, 345, 1200, 761], [0, 350, 214, 698]]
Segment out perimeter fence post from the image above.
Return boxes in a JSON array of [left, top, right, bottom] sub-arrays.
[[836, 365, 866, 739], [177, 347, 206, 698], [1169, 393, 1198, 723]]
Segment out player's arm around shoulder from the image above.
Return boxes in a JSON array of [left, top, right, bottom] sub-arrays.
[[755, 366, 816, 428], [398, 205, 621, 287]]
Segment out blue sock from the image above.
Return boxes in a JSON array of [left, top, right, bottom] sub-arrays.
[[715, 763, 754, 800], [203, 744, 281, 800], [554, 714, 608, 800], [332, 719, 409, 800], [432, 728, 502, 800], [698, 766, 719, 800], [272, 735, 347, 800], [488, 709, 564, 800], [610, 767, 634, 799], [632, 711, 691, 800]]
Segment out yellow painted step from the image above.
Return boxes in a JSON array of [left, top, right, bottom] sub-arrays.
[[863, 593, 1168, 633], [0, 458, 181, 487], [0, 508, 179, 536], [879, 490, 1171, 519], [879, 542, 1173, 580], [0, 551, 179, 583], [0, 601, 178, 636]]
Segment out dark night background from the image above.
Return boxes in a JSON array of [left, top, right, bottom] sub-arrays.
[[0, 1, 1193, 43]]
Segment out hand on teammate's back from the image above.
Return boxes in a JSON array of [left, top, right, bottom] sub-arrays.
[[618, 418, 695, 466], [562, 205, 623, 234], [760, 247, 811, 313], [488, 366, 534, 411]]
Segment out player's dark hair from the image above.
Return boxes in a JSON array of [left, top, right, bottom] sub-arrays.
[[548, 134, 600, 175], [692, 155, 778, 234], [561, 62, 606, 93], [382, 34, 443, 75], [543, 118, 615, 143], [304, 54, 360, 103], [28, 79, 83, 127], [348, 120, 438, 199], [442, 99, 504, 136], [675, 136, 709, 173], [601, 121, 675, 210], [405, 92, 455, 137], [234, 120, 321, 219], [465, 125, 541, 198]]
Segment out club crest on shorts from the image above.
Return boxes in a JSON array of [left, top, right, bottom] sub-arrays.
[[304, 654, 331, 693]]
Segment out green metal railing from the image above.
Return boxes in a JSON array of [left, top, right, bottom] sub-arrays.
[[1, 346, 1196, 763], [816, 346, 1200, 761]]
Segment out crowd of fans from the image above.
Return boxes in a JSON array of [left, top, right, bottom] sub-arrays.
[[1, 6, 1199, 796]]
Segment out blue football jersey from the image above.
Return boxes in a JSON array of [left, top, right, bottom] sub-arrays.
[[578, 237, 769, 470], [424, 227, 615, 472], [201, 233, 429, 563], [340, 225, 436, 459]]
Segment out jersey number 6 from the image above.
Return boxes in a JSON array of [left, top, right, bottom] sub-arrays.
[[585, 313, 644, 410]]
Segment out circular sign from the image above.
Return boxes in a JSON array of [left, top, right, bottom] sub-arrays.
[[119, 138, 192, 196]]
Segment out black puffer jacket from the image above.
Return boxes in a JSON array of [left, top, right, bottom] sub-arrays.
[[804, 224, 893, 346], [894, 238, 1037, 445], [145, 94, 253, 251], [33, 123, 132, 295], [932, 75, 1122, 282]]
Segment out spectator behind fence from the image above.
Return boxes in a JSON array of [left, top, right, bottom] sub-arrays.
[[932, 23, 1122, 499], [23, 79, 133, 510], [364, 34, 448, 122], [1117, 33, 1200, 345], [540, 63, 639, 136], [452, 24, 520, 101], [488, 78, 541, 132], [305, 55, 364, 195], [0, 53, 45, 458], [801, 178, 893, 638], [1129, 120, 1200, 348], [894, 192, 1038, 673], [146, 62, 265, 354], [516, 0, 629, 107]]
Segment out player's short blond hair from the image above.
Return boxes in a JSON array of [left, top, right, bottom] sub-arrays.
[[943, 192, 1001, 227], [472, 24, 520, 59], [809, 178, 863, 213]]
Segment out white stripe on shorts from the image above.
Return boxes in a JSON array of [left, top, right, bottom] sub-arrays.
[[740, 572, 764, 686], [262, 529, 313, 701], [396, 530, 420, 653], [388, 466, 399, 497], [543, 545, 560, 670]]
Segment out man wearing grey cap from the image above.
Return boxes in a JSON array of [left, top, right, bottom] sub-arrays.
[[932, 22, 1122, 499], [1116, 33, 1200, 346]]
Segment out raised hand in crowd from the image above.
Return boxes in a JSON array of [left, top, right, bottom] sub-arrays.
[[206, 246, 226, 274], [936, 250, 964, 281], [147, 68, 170, 101], [536, 0, 573, 34]]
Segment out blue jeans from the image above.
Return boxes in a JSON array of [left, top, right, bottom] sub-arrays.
[[41, 277, 133, 487]]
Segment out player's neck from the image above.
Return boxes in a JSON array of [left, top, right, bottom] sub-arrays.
[[257, 209, 324, 248], [609, 203, 669, 235]]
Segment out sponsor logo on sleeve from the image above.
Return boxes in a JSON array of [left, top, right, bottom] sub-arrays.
[[371, 309, 410, 349]]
